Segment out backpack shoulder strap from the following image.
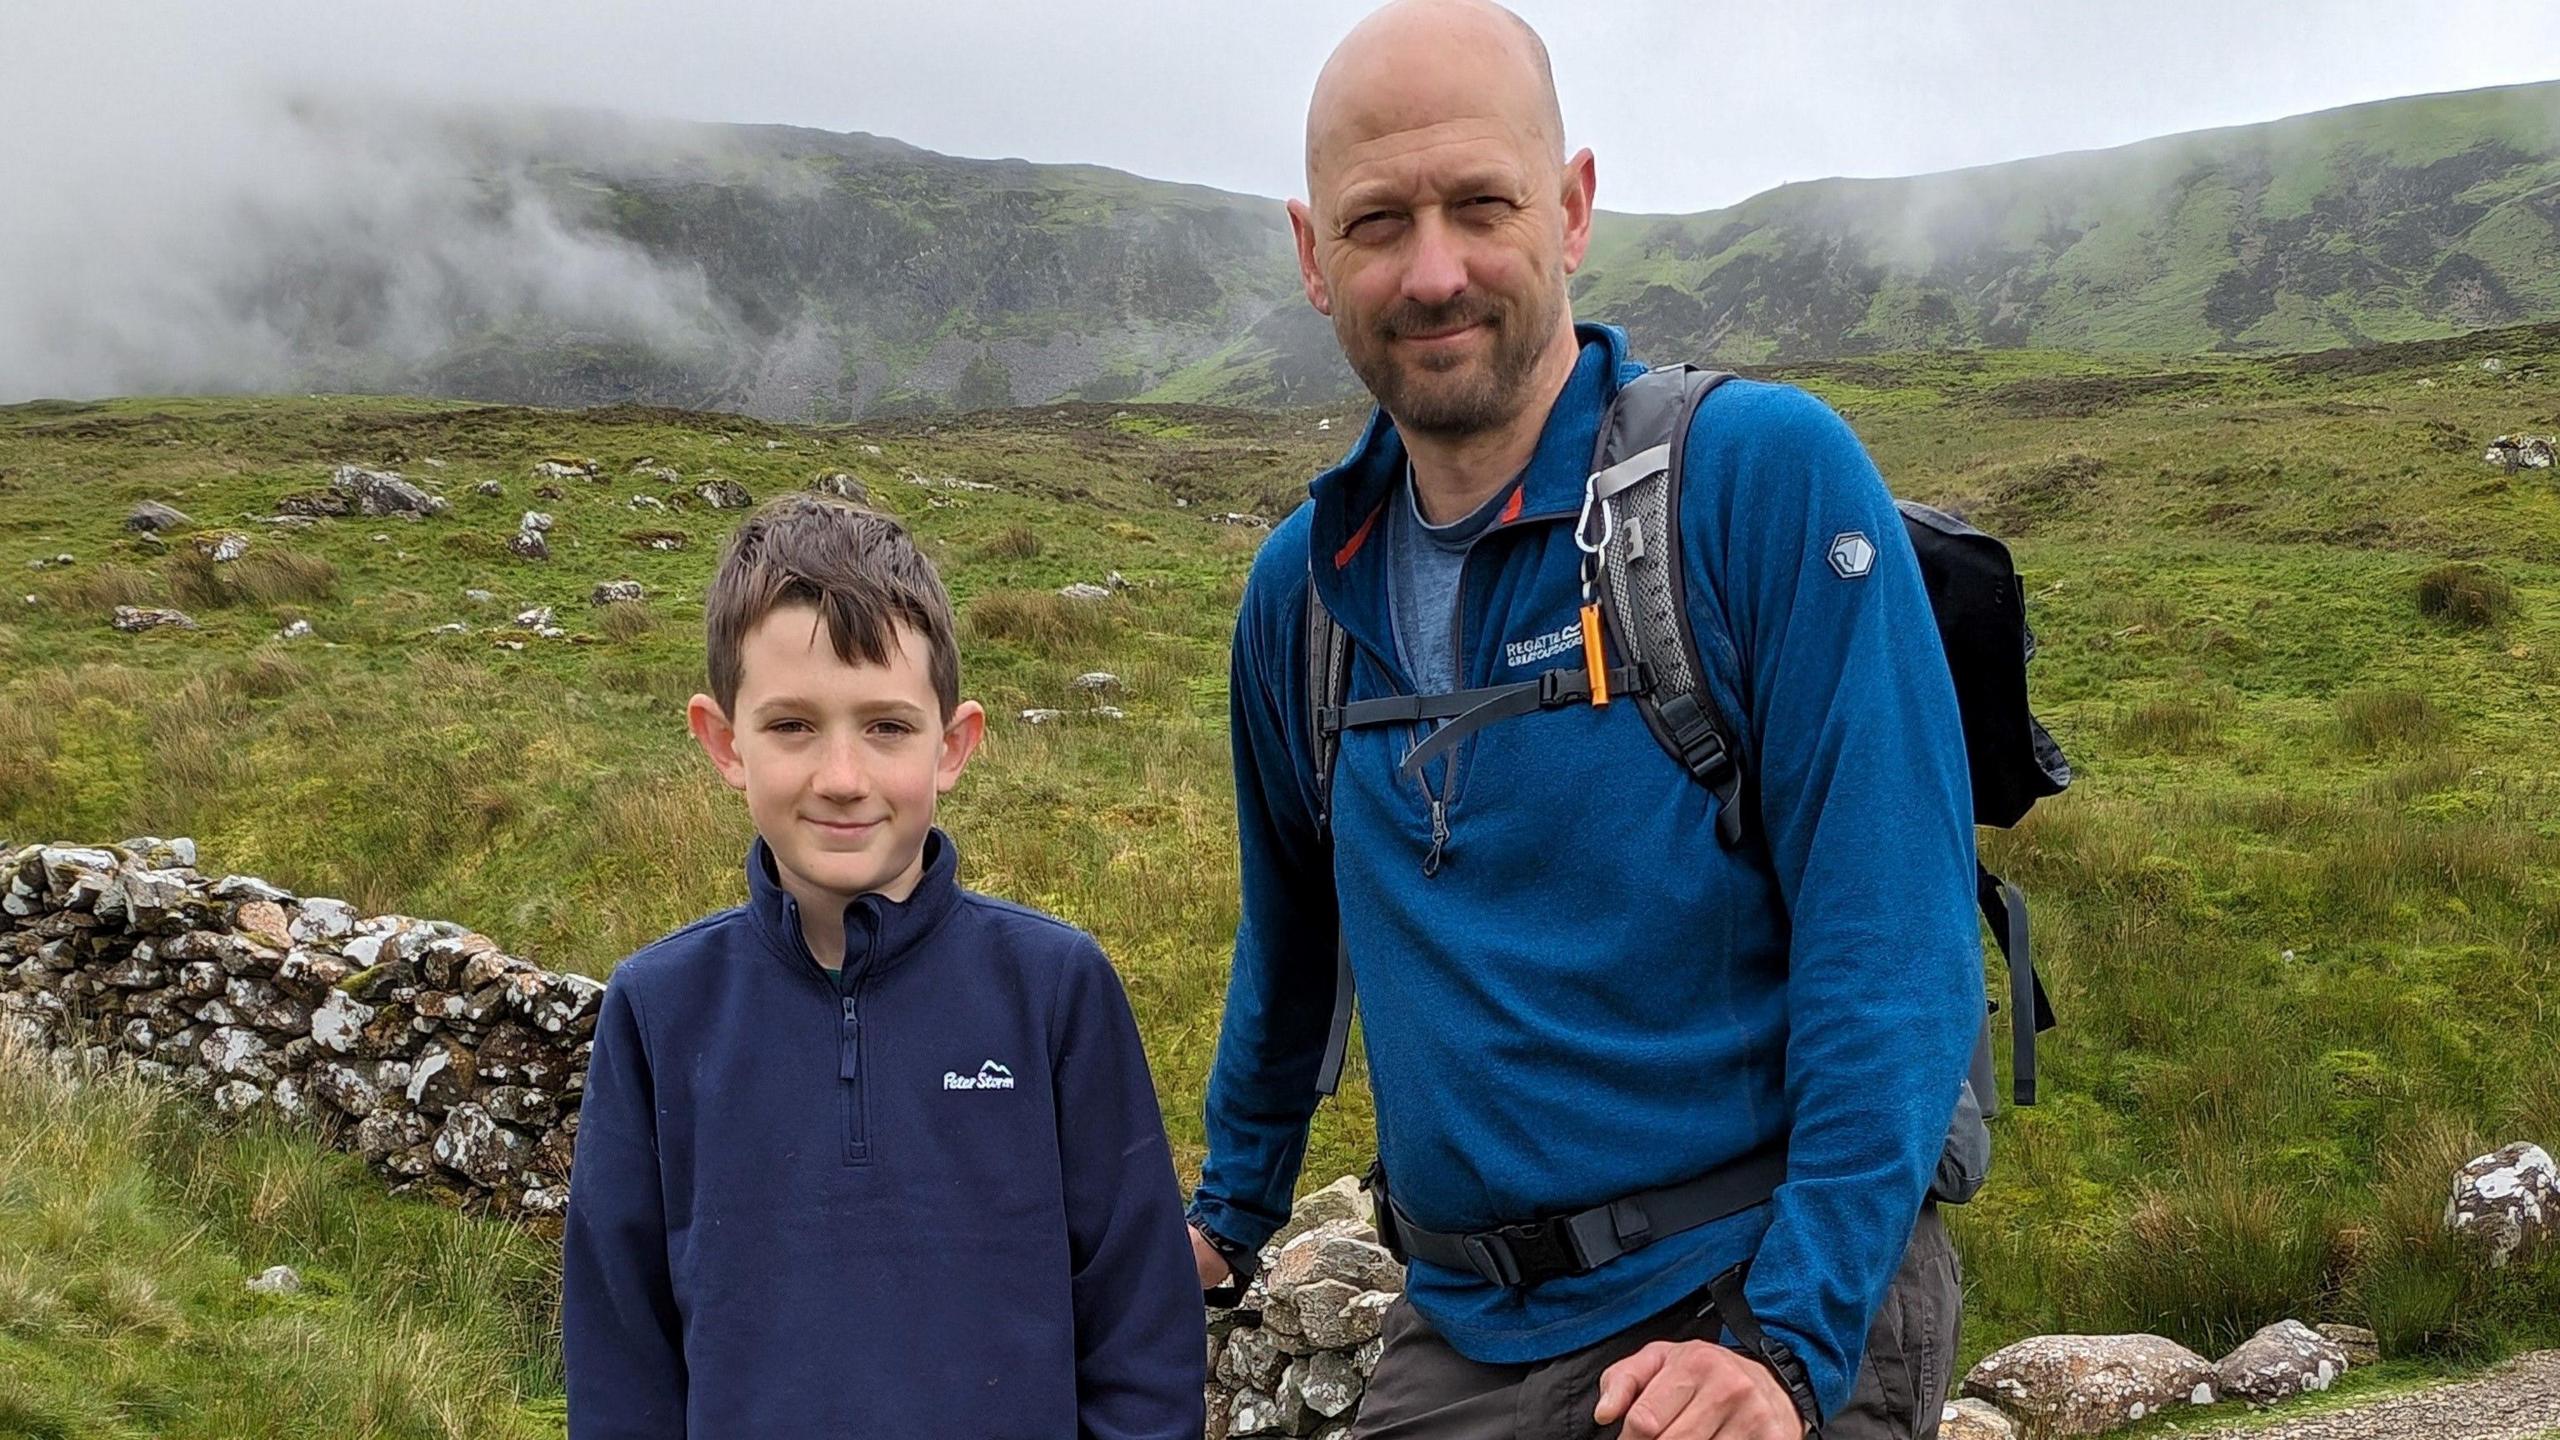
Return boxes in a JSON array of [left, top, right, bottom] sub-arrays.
[[1306, 569, 1351, 835], [1593, 366, 1751, 847], [1304, 568, 1358, 1095]]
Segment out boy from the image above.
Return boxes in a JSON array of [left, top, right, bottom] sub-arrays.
[[563, 493, 1204, 1438]]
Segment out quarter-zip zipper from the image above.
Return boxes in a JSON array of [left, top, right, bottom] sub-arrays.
[[1415, 531, 1479, 878], [839, 915, 875, 1166]]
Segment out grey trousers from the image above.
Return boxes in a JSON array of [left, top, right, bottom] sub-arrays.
[[1350, 1206, 1961, 1439]]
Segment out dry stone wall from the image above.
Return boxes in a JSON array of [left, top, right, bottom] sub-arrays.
[[0, 837, 601, 1226]]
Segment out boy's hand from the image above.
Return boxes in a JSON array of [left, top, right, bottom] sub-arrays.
[[1594, 1339, 1806, 1439], [1190, 1223, 1234, 1288]]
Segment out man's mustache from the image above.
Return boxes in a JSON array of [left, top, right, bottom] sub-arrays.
[[1378, 297, 1504, 339]]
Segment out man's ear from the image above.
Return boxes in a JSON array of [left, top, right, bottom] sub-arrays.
[[1288, 198, 1332, 316], [935, 699, 988, 794], [688, 694, 750, 792], [1560, 147, 1597, 275]]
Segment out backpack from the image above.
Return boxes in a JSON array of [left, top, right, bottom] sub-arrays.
[[1303, 366, 2070, 1206]]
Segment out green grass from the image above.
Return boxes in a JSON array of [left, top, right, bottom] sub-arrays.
[[0, 1038, 563, 1439], [4, 321, 2560, 1428]]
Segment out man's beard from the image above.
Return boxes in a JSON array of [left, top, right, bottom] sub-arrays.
[[1336, 281, 1561, 439]]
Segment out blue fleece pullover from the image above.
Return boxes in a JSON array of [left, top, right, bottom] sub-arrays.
[[563, 829, 1205, 1439], [1190, 325, 1983, 1421]]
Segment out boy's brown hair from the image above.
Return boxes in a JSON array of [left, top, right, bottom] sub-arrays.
[[704, 493, 961, 718]]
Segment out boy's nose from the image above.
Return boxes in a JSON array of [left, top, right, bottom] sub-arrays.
[[811, 738, 873, 799]]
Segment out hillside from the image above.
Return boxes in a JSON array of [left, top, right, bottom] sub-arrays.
[[5, 324, 2560, 1431], [19, 82, 2560, 419]]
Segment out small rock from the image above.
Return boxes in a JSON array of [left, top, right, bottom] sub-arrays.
[[1091, 705, 1128, 720], [590, 580, 644, 606], [629, 494, 665, 510], [519, 510, 554, 533], [246, 1264, 302, 1296], [276, 618, 313, 640], [2446, 1142, 2558, 1267], [194, 532, 250, 563], [2314, 1323, 2379, 1368], [1059, 582, 1112, 601], [1940, 1397, 2017, 1440], [1071, 672, 1120, 693], [2215, 1319, 2347, 1404], [330, 464, 446, 517], [810, 472, 868, 502], [126, 501, 193, 533], [476, 480, 505, 497], [513, 605, 555, 630], [694, 478, 753, 509], [465, 589, 494, 605], [509, 529, 550, 562], [1020, 709, 1066, 725], [111, 605, 197, 633]]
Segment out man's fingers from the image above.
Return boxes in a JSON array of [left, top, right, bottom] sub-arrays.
[[1593, 1340, 1674, 1424], [1619, 1364, 1706, 1439]]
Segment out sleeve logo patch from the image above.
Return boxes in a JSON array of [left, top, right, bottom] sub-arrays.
[[1827, 531, 1876, 580]]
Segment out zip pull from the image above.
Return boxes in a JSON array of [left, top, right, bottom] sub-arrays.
[[838, 995, 860, 1081], [1422, 798, 1450, 877], [1579, 601, 1611, 706]]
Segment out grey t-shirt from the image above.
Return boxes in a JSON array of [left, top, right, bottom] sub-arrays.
[[1383, 468, 1514, 704]]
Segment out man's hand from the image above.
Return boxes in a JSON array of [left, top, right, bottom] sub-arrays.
[[1190, 1223, 1235, 1289], [1595, 1339, 1804, 1440]]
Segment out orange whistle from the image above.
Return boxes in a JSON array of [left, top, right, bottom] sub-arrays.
[[1579, 602, 1610, 705]]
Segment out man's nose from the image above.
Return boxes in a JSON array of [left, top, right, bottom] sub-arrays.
[[1401, 210, 1469, 308]]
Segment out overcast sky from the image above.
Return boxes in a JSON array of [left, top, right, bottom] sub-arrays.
[[12, 0, 2560, 214]]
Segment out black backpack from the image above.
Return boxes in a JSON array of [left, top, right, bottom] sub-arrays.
[[1304, 366, 2070, 1204]]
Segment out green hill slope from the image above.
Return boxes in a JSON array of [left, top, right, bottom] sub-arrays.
[[26, 82, 2560, 419]]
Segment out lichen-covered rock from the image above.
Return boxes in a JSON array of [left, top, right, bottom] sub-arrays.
[[331, 465, 446, 517], [433, 1103, 526, 1187], [1940, 1397, 2018, 1439], [1289, 1349, 1363, 1419], [112, 605, 198, 633], [2215, 1319, 2347, 1404], [1265, 1221, 1400, 1299], [2446, 1142, 2558, 1268], [247, 1264, 302, 1295], [1962, 1334, 2217, 1436]]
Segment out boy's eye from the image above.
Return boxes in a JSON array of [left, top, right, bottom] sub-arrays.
[[769, 719, 812, 734], [870, 721, 914, 738]]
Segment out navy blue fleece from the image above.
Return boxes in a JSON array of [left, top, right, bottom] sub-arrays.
[[564, 830, 1204, 1439], [1189, 325, 1983, 1421]]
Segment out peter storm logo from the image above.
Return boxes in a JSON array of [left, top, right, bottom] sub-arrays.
[[943, 1060, 1016, 1091]]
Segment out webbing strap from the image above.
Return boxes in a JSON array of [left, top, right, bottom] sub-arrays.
[[1384, 1142, 1788, 1288], [1395, 664, 1649, 779], [1976, 868, 2053, 1108], [1314, 933, 1355, 1096]]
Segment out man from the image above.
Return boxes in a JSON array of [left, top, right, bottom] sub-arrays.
[[1187, 3, 1983, 1438]]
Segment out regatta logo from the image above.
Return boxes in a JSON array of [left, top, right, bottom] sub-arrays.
[[1504, 623, 1584, 670], [943, 1061, 1016, 1091]]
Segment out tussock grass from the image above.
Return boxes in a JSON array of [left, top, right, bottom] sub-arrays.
[[2337, 687, 2446, 753], [167, 547, 337, 610], [964, 588, 1118, 653], [974, 523, 1044, 561], [594, 600, 658, 642], [2414, 562, 2516, 628]]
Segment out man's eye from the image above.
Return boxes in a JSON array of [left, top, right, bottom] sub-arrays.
[[1460, 195, 1511, 213], [1346, 212, 1403, 241]]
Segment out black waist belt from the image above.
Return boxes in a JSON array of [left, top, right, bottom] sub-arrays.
[[1376, 1143, 1789, 1289]]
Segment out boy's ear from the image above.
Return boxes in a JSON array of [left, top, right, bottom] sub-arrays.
[[687, 694, 750, 792], [935, 699, 987, 795]]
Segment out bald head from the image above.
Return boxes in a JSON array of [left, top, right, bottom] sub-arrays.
[[1304, 0, 1566, 201]]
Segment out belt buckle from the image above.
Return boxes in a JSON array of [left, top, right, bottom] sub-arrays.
[[1460, 1232, 1525, 1287]]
